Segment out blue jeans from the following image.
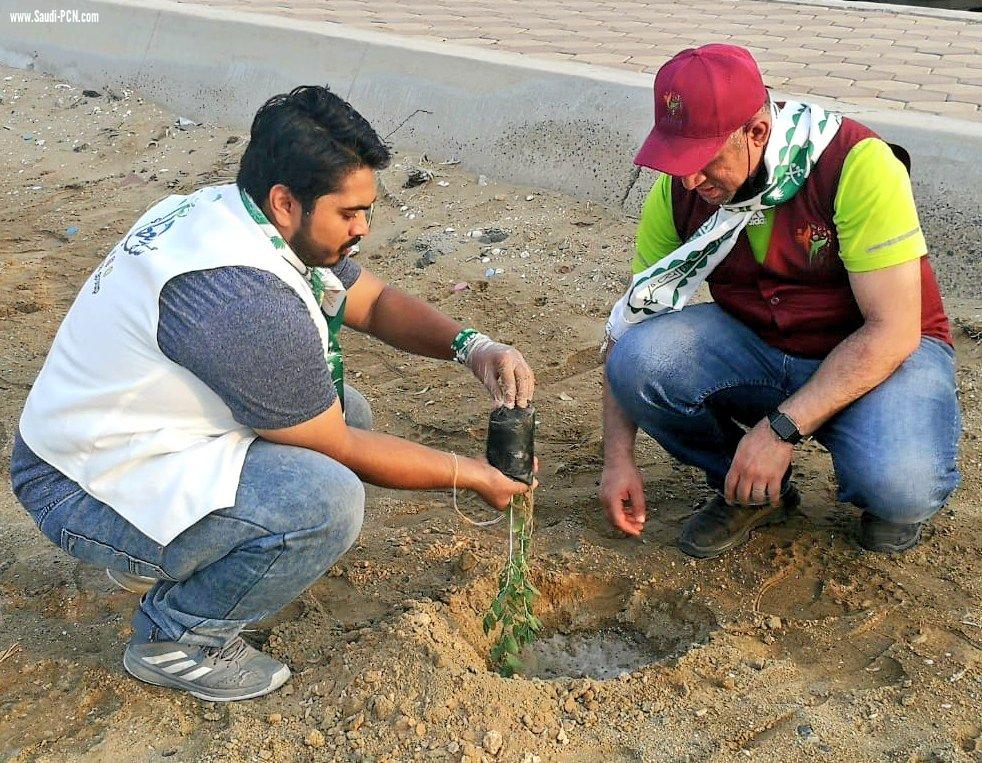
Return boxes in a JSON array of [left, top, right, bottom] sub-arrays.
[[10, 386, 373, 648], [606, 304, 961, 524]]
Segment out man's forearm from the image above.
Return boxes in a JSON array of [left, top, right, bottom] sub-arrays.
[[780, 322, 919, 436], [603, 373, 639, 464], [366, 286, 462, 359], [340, 427, 486, 491]]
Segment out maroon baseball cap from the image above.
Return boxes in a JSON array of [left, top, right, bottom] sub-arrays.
[[634, 44, 767, 177]]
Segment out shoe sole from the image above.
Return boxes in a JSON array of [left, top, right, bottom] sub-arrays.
[[123, 648, 291, 702], [859, 524, 923, 553], [106, 568, 157, 595]]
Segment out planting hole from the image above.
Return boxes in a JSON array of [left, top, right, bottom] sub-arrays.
[[519, 626, 659, 680], [447, 573, 720, 680]]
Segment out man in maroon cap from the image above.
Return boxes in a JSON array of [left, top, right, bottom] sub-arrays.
[[600, 44, 959, 557]]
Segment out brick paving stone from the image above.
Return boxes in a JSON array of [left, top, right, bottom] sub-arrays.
[[788, 75, 860, 89], [166, 0, 982, 120], [575, 52, 634, 66], [841, 96, 906, 110], [912, 100, 979, 116]]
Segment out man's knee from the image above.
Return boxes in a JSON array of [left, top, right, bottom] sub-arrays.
[[243, 443, 365, 537], [837, 453, 959, 524], [606, 318, 706, 417], [304, 459, 365, 541]]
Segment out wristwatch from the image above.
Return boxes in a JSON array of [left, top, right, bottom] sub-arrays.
[[767, 411, 803, 444]]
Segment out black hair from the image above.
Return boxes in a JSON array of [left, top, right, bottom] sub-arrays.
[[237, 85, 390, 213]]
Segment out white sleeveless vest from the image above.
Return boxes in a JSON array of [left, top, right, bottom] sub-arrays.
[[19, 184, 340, 545]]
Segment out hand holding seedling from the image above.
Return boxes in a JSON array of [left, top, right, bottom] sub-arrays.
[[475, 461, 533, 510], [482, 406, 541, 675], [464, 337, 536, 409]]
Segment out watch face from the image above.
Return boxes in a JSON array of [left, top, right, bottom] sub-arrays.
[[770, 413, 798, 442]]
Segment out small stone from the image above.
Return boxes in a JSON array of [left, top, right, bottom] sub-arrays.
[[765, 615, 782, 630], [267, 713, 282, 725], [202, 711, 221, 722], [910, 633, 928, 645], [458, 550, 478, 572], [563, 697, 577, 713], [447, 740, 460, 754], [403, 167, 433, 188], [305, 728, 326, 748], [797, 724, 817, 741], [556, 727, 569, 745], [415, 721, 427, 737], [482, 730, 503, 755], [478, 227, 508, 245], [374, 695, 395, 719], [694, 708, 708, 718]]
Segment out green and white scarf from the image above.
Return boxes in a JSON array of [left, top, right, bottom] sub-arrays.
[[605, 101, 842, 344], [239, 187, 348, 409]]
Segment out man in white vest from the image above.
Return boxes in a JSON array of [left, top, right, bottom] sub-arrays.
[[10, 86, 535, 701]]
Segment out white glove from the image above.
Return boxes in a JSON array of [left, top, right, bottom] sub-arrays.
[[460, 333, 535, 408]]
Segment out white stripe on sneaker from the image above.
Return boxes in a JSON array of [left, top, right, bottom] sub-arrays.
[[143, 650, 188, 665], [181, 665, 214, 681], [162, 660, 197, 674]]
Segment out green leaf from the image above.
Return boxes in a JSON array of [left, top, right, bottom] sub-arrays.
[[503, 634, 519, 655], [483, 612, 497, 635], [502, 653, 524, 674], [491, 594, 505, 619]]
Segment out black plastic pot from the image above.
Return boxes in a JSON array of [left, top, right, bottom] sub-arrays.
[[486, 405, 536, 485]]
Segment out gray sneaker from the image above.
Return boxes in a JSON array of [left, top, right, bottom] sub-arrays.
[[106, 568, 157, 595], [123, 636, 291, 701]]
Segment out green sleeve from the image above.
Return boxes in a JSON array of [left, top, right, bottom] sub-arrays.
[[834, 137, 927, 273], [633, 173, 682, 275]]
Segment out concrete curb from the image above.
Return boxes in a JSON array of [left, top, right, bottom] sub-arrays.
[[1, 0, 979, 295]]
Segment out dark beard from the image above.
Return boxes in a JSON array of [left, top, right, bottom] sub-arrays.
[[288, 217, 360, 269]]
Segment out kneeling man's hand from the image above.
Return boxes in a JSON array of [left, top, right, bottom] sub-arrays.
[[465, 339, 536, 408], [725, 419, 794, 506], [600, 460, 647, 536]]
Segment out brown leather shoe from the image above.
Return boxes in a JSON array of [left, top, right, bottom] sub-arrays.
[[678, 487, 801, 559]]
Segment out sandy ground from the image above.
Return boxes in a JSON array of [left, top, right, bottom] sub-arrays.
[[0, 64, 980, 763]]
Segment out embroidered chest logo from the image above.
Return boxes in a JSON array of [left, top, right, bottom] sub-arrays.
[[661, 91, 684, 125], [794, 222, 833, 266]]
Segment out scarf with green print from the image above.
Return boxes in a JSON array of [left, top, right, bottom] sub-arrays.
[[605, 101, 842, 344], [239, 187, 348, 409]]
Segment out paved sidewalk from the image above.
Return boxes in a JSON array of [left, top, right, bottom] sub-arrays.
[[172, 0, 981, 119]]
